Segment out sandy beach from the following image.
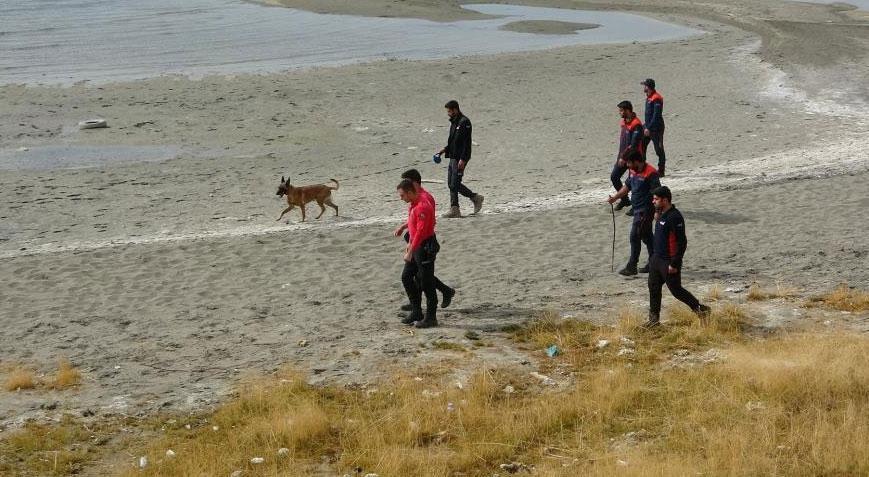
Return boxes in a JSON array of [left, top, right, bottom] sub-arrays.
[[1, 0, 867, 442]]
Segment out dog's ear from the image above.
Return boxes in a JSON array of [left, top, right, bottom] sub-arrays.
[[281, 175, 285, 183], [285, 176, 291, 185]]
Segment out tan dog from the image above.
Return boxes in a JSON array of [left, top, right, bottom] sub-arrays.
[[275, 176, 339, 222]]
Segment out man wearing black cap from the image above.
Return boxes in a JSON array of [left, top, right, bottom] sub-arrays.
[[645, 186, 710, 327], [641, 79, 666, 177]]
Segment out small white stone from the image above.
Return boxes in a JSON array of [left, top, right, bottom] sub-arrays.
[[138, 456, 148, 469], [617, 459, 629, 466], [596, 339, 610, 349], [617, 348, 635, 356], [212, 425, 219, 431], [230, 471, 243, 477], [619, 337, 635, 348], [503, 385, 515, 394], [250, 457, 264, 464], [364, 474, 380, 477], [277, 448, 289, 456], [165, 449, 176, 458], [184, 424, 191, 430]]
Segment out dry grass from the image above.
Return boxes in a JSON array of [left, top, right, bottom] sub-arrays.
[[4, 367, 37, 392], [51, 359, 81, 389], [748, 282, 800, 301], [706, 283, 723, 302], [115, 301, 869, 477], [808, 284, 869, 312], [0, 415, 114, 476]]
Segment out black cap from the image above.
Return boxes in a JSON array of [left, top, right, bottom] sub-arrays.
[[641, 78, 656, 89], [652, 186, 671, 201]]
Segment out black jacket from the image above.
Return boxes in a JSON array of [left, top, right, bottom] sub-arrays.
[[445, 113, 472, 162], [652, 206, 688, 269]]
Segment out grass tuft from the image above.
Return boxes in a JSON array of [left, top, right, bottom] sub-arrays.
[[4, 367, 37, 392], [808, 284, 869, 312], [52, 359, 82, 389]]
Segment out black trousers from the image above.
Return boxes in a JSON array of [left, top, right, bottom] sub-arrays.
[[403, 232, 450, 295], [401, 236, 439, 315], [447, 159, 476, 207], [628, 209, 653, 267], [643, 127, 666, 172], [648, 254, 700, 315], [610, 159, 627, 192]]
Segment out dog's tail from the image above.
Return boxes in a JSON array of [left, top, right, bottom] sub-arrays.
[[327, 179, 339, 190]]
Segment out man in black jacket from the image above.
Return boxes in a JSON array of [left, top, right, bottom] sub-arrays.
[[435, 100, 483, 218], [646, 186, 710, 327]]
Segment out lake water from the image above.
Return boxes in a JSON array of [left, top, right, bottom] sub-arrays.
[[0, 1, 701, 86]]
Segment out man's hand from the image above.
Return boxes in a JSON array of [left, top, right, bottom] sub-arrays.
[[393, 223, 407, 237], [606, 195, 617, 204], [457, 159, 466, 171], [668, 265, 678, 274], [403, 249, 412, 263], [617, 158, 626, 167], [644, 128, 651, 137]]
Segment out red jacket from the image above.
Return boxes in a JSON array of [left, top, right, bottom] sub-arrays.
[[407, 192, 436, 252]]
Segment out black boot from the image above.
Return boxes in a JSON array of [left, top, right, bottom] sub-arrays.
[[401, 300, 423, 325], [618, 263, 638, 276], [694, 304, 712, 319], [642, 312, 660, 328], [638, 263, 650, 273], [414, 308, 438, 329], [440, 288, 455, 309]]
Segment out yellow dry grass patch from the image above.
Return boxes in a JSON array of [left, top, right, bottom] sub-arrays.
[[808, 284, 869, 312], [4, 367, 37, 392], [117, 302, 869, 477], [52, 359, 82, 389], [748, 282, 800, 301]]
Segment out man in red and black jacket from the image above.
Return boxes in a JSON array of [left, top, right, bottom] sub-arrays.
[[641, 78, 666, 177], [645, 186, 710, 327], [606, 149, 660, 276], [611, 100, 645, 211], [397, 179, 441, 328]]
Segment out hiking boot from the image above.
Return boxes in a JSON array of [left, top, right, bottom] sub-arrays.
[[414, 311, 438, 328], [614, 197, 630, 211], [694, 304, 712, 318], [471, 194, 484, 214], [401, 304, 422, 325], [442, 206, 461, 218], [400, 303, 412, 312], [641, 315, 660, 329], [440, 288, 455, 309], [625, 207, 634, 216], [638, 263, 650, 273], [618, 264, 638, 276]]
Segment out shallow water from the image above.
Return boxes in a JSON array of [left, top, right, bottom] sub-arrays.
[[0, 145, 180, 171], [0, 1, 701, 85]]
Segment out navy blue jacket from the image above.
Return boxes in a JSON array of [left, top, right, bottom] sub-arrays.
[[653, 206, 688, 269], [644, 91, 664, 132], [625, 163, 661, 212]]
